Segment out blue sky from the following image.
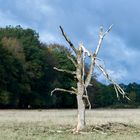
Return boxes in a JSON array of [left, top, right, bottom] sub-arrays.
[[0, 0, 140, 84]]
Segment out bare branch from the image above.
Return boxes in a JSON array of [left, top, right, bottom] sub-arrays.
[[80, 43, 91, 57], [89, 83, 93, 86], [94, 25, 113, 56], [82, 95, 91, 110], [59, 26, 77, 54], [85, 88, 91, 109], [84, 25, 113, 89], [114, 85, 120, 100], [103, 24, 113, 38], [94, 26, 103, 56], [71, 87, 77, 91], [95, 62, 130, 100], [85, 54, 94, 87], [78, 43, 92, 109], [67, 55, 77, 67], [79, 43, 92, 86], [51, 88, 77, 95], [54, 67, 76, 75]]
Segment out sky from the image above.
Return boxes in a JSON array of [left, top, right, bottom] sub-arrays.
[[0, 0, 140, 84]]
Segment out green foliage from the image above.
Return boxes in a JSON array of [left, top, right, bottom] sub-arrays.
[[0, 25, 139, 109], [0, 90, 11, 106], [47, 44, 77, 108]]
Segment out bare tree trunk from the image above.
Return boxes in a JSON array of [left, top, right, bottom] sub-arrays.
[[76, 94, 85, 131], [76, 48, 86, 132]]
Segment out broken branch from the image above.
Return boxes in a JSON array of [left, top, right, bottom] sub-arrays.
[[67, 55, 77, 67], [95, 62, 130, 100], [59, 26, 77, 54], [54, 67, 76, 75], [51, 88, 77, 95], [71, 87, 77, 91], [85, 54, 94, 87], [95, 25, 113, 56], [85, 88, 91, 109]]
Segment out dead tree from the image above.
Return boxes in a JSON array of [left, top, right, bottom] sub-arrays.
[[51, 25, 129, 133]]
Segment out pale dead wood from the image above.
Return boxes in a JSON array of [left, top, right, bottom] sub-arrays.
[[53, 67, 76, 75], [80, 43, 91, 57], [51, 88, 77, 95], [71, 87, 77, 92], [84, 88, 91, 109], [114, 85, 120, 100], [85, 25, 113, 88], [89, 83, 93, 86], [51, 25, 129, 133], [95, 25, 113, 56], [95, 62, 130, 100], [67, 54, 77, 67], [102, 24, 113, 38], [59, 26, 77, 54], [85, 54, 94, 88], [79, 43, 92, 109]]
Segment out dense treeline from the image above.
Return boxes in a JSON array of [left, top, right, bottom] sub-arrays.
[[0, 26, 139, 109]]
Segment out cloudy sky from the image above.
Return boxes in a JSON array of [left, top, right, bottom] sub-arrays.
[[0, 0, 140, 84]]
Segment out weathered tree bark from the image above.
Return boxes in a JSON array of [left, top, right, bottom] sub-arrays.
[[51, 25, 130, 133], [76, 94, 85, 131], [76, 47, 86, 131]]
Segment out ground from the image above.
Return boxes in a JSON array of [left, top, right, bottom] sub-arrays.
[[0, 109, 140, 140]]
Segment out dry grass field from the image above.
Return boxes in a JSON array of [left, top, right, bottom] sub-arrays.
[[0, 109, 140, 140]]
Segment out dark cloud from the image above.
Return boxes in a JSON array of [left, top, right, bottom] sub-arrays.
[[0, 0, 139, 83]]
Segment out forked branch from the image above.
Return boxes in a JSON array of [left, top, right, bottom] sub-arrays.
[[84, 25, 113, 88], [95, 25, 113, 56], [95, 62, 130, 100]]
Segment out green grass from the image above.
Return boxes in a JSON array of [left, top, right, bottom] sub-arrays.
[[0, 109, 140, 140]]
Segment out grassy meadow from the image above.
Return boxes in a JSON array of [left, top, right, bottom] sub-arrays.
[[0, 109, 140, 140]]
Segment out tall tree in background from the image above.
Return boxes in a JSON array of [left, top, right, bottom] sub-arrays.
[[51, 25, 130, 133]]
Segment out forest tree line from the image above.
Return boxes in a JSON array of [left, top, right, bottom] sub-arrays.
[[0, 26, 140, 109]]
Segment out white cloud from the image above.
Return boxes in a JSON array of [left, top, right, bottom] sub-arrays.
[[90, 31, 140, 84], [0, 10, 19, 26], [15, 0, 54, 17], [40, 31, 58, 43], [0, 7, 30, 28], [96, 67, 128, 84]]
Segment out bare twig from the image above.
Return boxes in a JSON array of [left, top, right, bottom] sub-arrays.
[[59, 26, 77, 54], [102, 24, 113, 38], [71, 87, 77, 91], [54, 67, 76, 75], [85, 54, 94, 87], [67, 55, 77, 67], [85, 88, 91, 109], [114, 85, 120, 100], [51, 88, 77, 95], [95, 25, 113, 56]]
